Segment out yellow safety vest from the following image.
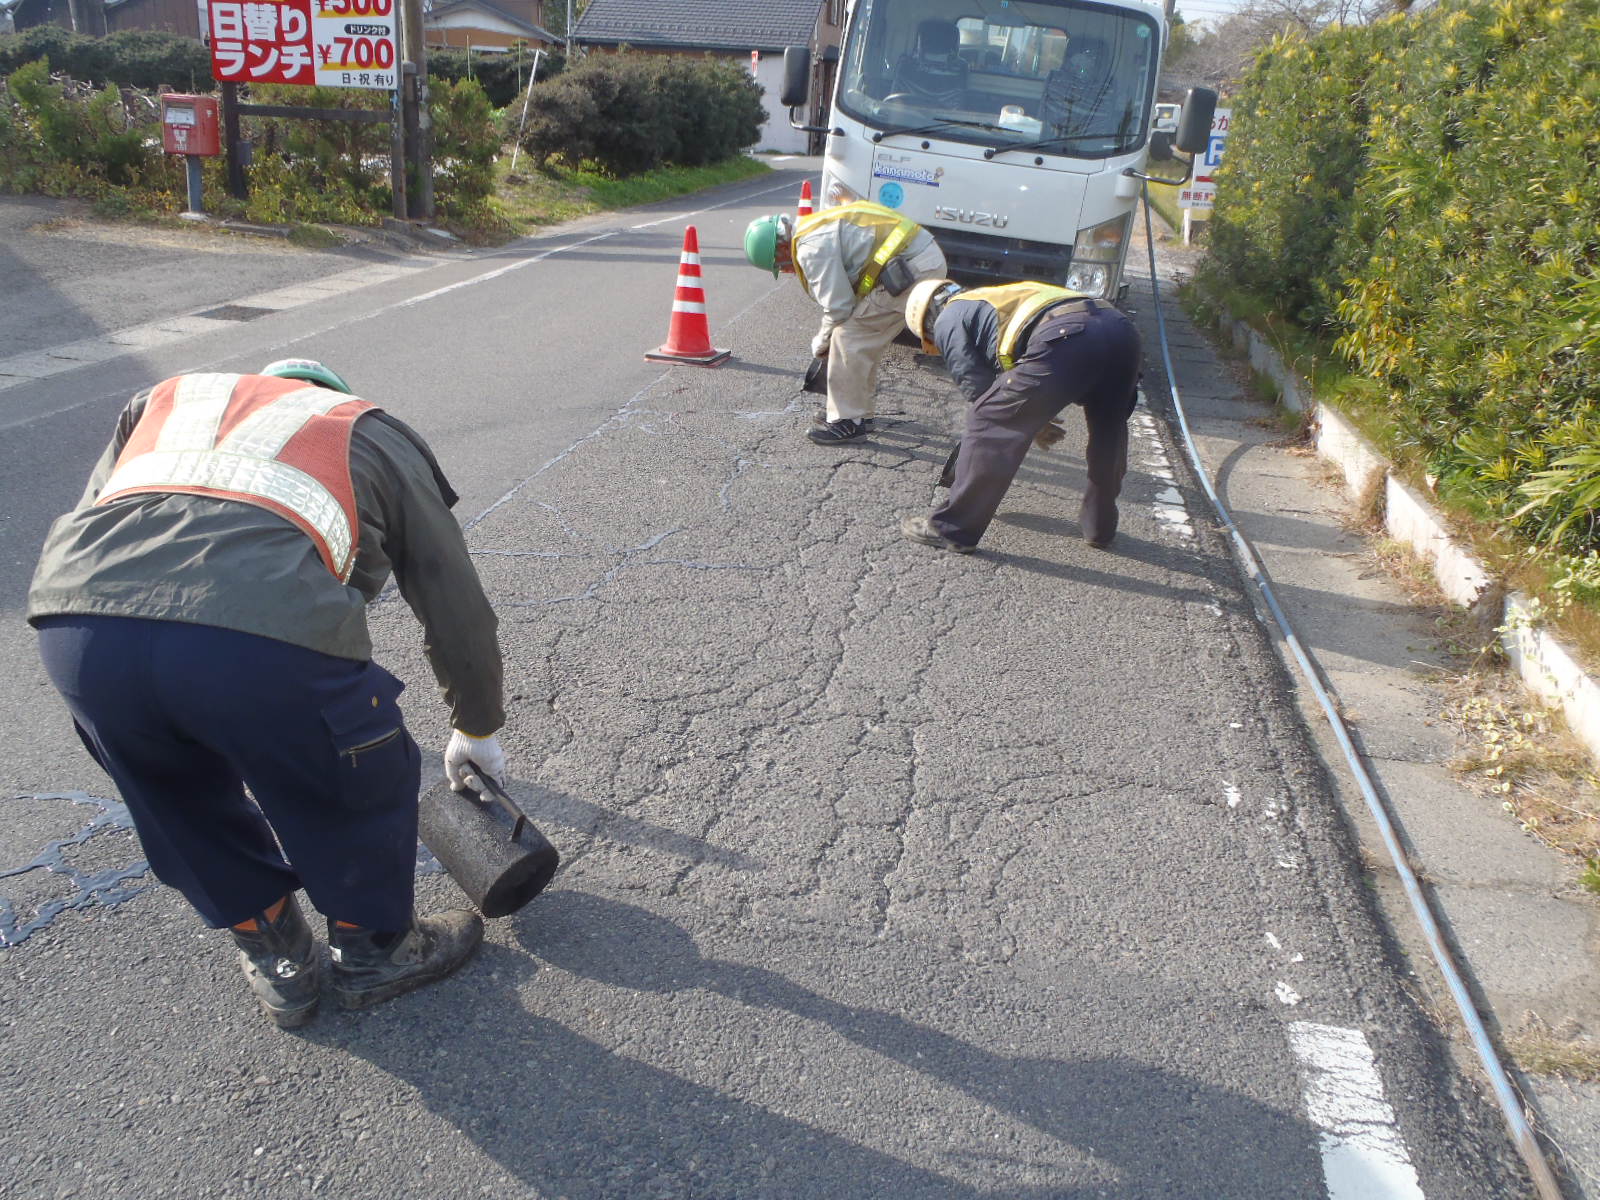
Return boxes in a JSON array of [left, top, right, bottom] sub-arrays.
[[793, 201, 921, 298], [949, 282, 1092, 368]]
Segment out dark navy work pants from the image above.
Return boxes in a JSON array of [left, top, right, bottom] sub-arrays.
[[36, 615, 420, 930], [932, 299, 1143, 549]]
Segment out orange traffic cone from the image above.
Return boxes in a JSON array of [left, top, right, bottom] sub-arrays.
[[798, 179, 815, 218], [645, 225, 731, 367]]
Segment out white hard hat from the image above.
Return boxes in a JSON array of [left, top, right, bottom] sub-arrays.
[[904, 278, 958, 353]]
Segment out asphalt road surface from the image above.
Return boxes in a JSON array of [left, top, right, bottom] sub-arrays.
[[0, 168, 1530, 1198]]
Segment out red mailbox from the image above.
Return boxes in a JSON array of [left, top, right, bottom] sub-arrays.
[[161, 94, 220, 157]]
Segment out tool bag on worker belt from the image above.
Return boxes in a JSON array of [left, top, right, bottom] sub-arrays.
[[876, 253, 917, 297]]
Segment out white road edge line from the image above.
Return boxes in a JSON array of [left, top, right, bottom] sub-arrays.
[[1286, 1021, 1427, 1200], [395, 176, 801, 310], [1129, 398, 1194, 542]]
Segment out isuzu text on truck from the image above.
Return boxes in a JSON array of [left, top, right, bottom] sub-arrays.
[[780, 0, 1217, 302]]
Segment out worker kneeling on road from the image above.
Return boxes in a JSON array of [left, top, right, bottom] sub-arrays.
[[28, 359, 507, 1028], [899, 279, 1143, 554], [743, 200, 947, 445]]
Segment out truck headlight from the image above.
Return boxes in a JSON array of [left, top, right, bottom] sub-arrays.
[[824, 175, 861, 207], [1065, 262, 1111, 296], [1066, 214, 1130, 298], [1071, 213, 1129, 263]]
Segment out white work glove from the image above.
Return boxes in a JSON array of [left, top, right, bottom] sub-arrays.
[[810, 330, 832, 358], [444, 730, 506, 795]]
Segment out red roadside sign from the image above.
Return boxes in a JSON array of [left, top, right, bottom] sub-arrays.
[[208, 0, 400, 90]]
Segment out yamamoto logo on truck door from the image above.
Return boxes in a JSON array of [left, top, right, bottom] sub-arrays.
[[934, 206, 1009, 229], [873, 162, 943, 187]]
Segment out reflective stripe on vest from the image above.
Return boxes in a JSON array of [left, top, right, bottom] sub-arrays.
[[792, 201, 921, 298], [96, 373, 377, 582], [949, 283, 1091, 369]]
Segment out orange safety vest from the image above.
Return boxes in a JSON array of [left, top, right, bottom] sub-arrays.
[[948, 282, 1092, 369], [793, 201, 922, 298], [95, 373, 376, 582]]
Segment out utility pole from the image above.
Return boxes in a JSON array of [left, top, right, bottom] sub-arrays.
[[400, 0, 434, 220], [566, 0, 574, 60]]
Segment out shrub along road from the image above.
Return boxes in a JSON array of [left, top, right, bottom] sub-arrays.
[[0, 164, 1529, 1197]]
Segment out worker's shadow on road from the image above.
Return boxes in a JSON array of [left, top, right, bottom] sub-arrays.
[[713, 359, 803, 379], [317, 891, 1320, 1199], [986, 522, 1225, 609]]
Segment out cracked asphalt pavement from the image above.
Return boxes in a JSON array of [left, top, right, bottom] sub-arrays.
[[0, 172, 1529, 1197]]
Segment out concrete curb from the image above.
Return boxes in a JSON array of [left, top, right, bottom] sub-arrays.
[[1230, 317, 1600, 769]]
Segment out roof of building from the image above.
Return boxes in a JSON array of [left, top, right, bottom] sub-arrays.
[[426, 0, 557, 40], [574, 0, 819, 53]]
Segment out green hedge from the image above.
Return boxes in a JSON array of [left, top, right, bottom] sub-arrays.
[[0, 27, 211, 90], [0, 59, 169, 195], [514, 52, 764, 176], [1209, 0, 1600, 559]]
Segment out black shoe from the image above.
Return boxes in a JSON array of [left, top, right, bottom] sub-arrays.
[[807, 417, 869, 445], [900, 515, 976, 554], [328, 910, 483, 1010], [812, 409, 873, 429], [230, 895, 320, 1029], [1082, 500, 1118, 550]]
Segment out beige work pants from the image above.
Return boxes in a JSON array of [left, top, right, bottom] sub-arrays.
[[824, 240, 948, 422]]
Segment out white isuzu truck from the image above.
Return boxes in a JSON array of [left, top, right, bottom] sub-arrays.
[[780, 0, 1217, 302]]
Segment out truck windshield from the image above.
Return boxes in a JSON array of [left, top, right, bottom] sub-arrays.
[[838, 0, 1160, 159]]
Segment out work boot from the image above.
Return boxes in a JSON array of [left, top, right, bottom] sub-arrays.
[[327, 910, 483, 1010], [1081, 491, 1119, 550], [900, 515, 976, 554], [807, 417, 869, 445], [230, 895, 320, 1029]]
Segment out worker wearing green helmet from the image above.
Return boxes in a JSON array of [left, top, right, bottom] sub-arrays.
[[743, 200, 947, 445], [28, 358, 508, 1028], [260, 355, 355, 394]]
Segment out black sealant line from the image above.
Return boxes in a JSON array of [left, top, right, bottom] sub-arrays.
[[1, 791, 445, 947], [0, 792, 150, 947]]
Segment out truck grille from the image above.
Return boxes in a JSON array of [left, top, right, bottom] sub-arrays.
[[929, 227, 1077, 288]]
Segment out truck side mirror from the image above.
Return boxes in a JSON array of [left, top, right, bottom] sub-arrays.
[[1148, 130, 1174, 163], [1175, 87, 1218, 155], [781, 46, 812, 109]]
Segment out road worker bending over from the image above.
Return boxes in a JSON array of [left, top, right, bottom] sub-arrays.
[[28, 359, 507, 1028], [744, 200, 947, 445], [900, 279, 1143, 554]]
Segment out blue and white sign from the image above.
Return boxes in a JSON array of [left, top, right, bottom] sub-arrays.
[[878, 181, 905, 208], [1179, 107, 1230, 210]]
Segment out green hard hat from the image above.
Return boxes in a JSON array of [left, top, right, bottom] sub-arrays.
[[744, 214, 785, 277], [261, 357, 353, 395]]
